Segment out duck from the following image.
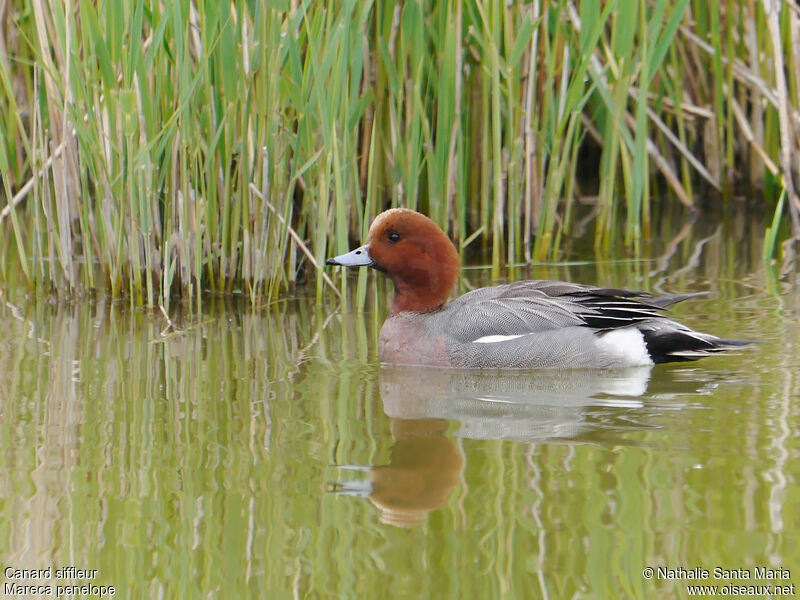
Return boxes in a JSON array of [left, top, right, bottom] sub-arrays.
[[327, 208, 753, 369]]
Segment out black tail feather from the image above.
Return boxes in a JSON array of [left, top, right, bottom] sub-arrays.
[[642, 330, 756, 364], [646, 291, 712, 309]]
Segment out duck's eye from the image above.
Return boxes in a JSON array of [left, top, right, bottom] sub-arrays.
[[388, 232, 401, 243]]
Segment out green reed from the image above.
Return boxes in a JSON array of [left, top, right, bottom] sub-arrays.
[[1, 0, 799, 306]]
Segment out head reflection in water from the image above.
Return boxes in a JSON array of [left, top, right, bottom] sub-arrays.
[[369, 418, 464, 527], [332, 418, 464, 528]]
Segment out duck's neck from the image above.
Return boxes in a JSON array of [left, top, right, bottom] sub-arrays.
[[390, 289, 446, 313], [389, 269, 457, 313]]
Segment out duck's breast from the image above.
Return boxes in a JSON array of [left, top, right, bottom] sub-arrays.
[[378, 313, 452, 367]]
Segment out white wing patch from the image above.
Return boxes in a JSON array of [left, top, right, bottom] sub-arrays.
[[597, 328, 654, 366], [472, 334, 527, 344]]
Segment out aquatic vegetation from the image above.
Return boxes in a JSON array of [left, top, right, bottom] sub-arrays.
[[1, 0, 798, 305]]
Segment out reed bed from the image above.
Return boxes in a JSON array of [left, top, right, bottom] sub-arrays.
[[1, 0, 799, 306]]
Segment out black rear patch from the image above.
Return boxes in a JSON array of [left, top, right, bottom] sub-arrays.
[[641, 330, 753, 364], [642, 331, 710, 363]]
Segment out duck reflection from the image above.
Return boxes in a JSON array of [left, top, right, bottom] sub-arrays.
[[380, 365, 657, 441], [333, 364, 722, 526]]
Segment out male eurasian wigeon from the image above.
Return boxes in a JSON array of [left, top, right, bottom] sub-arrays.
[[327, 208, 753, 369]]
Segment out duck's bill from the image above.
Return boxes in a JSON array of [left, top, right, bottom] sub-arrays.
[[326, 244, 375, 267]]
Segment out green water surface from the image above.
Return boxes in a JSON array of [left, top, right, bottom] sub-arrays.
[[1, 216, 799, 599]]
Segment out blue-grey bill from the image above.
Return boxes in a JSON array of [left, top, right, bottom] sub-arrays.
[[326, 244, 374, 267]]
